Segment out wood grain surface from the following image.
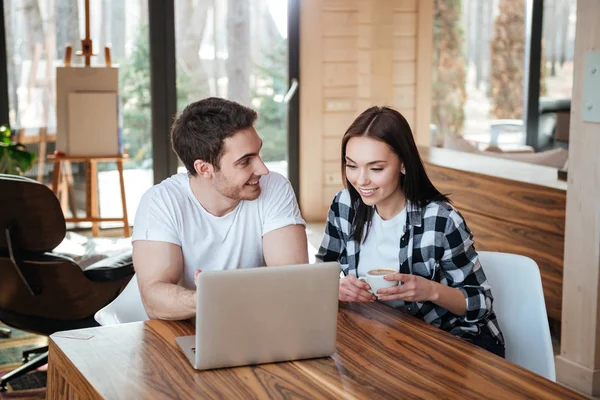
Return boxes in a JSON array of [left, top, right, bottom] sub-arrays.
[[47, 302, 584, 400], [419, 146, 566, 323]]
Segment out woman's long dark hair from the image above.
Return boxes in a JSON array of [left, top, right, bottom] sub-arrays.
[[341, 106, 449, 242]]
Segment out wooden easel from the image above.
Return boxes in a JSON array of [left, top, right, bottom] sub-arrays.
[[51, 0, 129, 237], [50, 154, 130, 237]]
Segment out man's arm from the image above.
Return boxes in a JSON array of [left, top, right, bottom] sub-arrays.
[[263, 224, 308, 266], [133, 240, 196, 320]]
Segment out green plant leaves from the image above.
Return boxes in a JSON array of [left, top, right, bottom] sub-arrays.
[[0, 124, 37, 175]]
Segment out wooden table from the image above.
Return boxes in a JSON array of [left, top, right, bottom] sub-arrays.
[[47, 302, 583, 399]]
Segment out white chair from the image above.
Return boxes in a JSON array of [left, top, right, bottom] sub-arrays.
[[94, 274, 149, 325], [478, 251, 556, 381]]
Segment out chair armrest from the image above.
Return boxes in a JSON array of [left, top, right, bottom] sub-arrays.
[[83, 250, 134, 282]]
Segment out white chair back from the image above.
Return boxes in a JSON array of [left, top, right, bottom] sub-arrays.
[[94, 274, 149, 325], [478, 251, 555, 381]]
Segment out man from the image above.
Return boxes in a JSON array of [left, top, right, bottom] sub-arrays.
[[132, 97, 308, 320]]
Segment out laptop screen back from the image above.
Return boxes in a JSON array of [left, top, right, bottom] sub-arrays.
[[192, 262, 340, 370]]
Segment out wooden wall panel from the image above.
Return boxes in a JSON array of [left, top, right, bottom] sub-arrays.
[[460, 209, 564, 321], [323, 113, 356, 138], [322, 38, 359, 62], [393, 13, 417, 36], [425, 164, 566, 236], [393, 85, 416, 108], [394, 37, 417, 60], [322, 11, 359, 36], [394, 0, 418, 12], [300, 0, 432, 221], [323, 63, 359, 87], [393, 62, 417, 85]]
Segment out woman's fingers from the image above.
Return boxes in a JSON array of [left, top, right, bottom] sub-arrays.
[[345, 274, 371, 291], [345, 284, 375, 302], [341, 286, 374, 302], [340, 277, 375, 302], [378, 284, 416, 301]]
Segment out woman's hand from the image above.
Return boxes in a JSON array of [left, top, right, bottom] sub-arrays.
[[376, 273, 438, 302], [339, 274, 376, 303]]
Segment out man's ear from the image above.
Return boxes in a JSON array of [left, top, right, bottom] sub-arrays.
[[194, 159, 214, 178]]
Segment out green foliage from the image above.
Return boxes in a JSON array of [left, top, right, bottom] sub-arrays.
[[119, 26, 151, 168], [119, 25, 197, 169], [0, 125, 36, 175], [253, 38, 287, 163], [431, 0, 467, 146]]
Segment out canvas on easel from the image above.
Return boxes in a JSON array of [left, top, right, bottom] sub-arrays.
[[56, 67, 121, 156]]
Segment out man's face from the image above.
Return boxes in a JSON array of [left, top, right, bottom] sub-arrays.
[[212, 127, 269, 201]]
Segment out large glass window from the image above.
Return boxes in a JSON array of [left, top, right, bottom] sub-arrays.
[[174, 0, 290, 177], [431, 0, 576, 155], [4, 0, 152, 231]]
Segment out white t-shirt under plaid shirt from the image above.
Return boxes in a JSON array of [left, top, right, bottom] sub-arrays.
[[358, 207, 407, 310], [316, 189, 504, 345]]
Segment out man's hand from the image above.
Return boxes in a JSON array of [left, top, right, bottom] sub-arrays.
[[339, 274, 376, 303], [376, 273, 436, 302]]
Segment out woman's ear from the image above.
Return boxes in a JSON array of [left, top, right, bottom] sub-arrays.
[[400, 163, 406, 175]]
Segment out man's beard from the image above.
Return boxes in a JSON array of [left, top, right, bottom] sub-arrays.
[[213, 172, 261, 201]]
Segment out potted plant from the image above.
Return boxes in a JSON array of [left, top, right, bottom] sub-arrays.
[[0, 125, 36, 175]]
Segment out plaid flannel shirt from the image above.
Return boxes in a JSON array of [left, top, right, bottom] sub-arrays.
[[317, 190, 504, 344]]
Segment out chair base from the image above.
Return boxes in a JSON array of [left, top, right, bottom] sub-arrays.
[[22, 345, 48, 362], [0, 350, 48, 392], [0, 327, 11, 338]]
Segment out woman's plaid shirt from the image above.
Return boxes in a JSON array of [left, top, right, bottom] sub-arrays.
[[316, 190, 504, 344]]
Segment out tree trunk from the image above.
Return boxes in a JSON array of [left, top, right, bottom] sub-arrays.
[[483, 0, 493, 88], [559, 0, 569, 66], [432, 0, 467, 143], [139, 0, 148, 26], [111, 0, 126, 60], [22, 0, 46, 55], [213, 0, 220, 96], [56, 0, 80, 60], [227, 0, 251, 106], [474, 0, 484, 89], [4, 0, 20, 127], [489, 0, 525, 119], [100, 0, 110, 63], [175, 0, 210, 101], [548, 0, 557, 76]]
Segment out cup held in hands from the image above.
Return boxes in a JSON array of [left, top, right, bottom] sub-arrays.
[[359, 268, 399, 297]]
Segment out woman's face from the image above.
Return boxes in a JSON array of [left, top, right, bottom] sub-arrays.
[[344, 136, 405, 209]]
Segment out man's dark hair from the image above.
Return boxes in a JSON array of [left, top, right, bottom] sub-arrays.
[[171, 97, 258, 175]]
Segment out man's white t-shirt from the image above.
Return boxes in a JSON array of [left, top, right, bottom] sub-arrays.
[[132, 171, 305, 289]]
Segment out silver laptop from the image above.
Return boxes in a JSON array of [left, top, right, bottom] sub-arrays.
[[175, 262, 340, 370]]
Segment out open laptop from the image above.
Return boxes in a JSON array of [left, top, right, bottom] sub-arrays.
[[175, 262, 340, 370]]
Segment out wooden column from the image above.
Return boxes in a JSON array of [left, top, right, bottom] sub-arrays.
[[415, 0, 433, 146], [555, 0, 600, 395]]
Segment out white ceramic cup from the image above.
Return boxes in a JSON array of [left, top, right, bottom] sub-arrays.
[[358, 268, 399, 297]]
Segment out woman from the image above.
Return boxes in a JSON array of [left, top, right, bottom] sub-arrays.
[[316, 106, 505, 357]]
